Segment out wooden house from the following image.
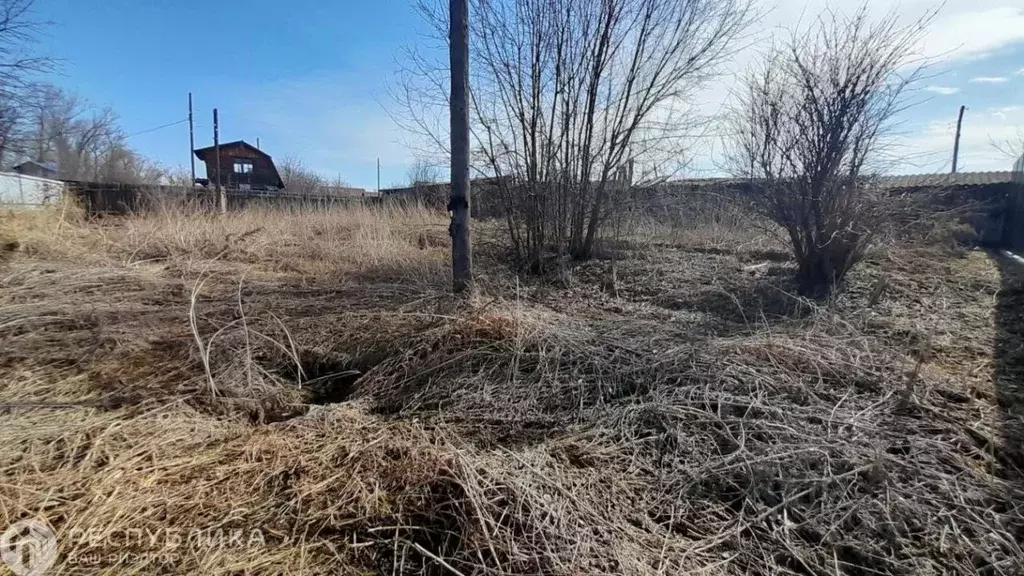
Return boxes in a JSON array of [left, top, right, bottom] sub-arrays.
[[194, 140, 284, 191]]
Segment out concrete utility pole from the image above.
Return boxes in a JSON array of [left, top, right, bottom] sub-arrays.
[[952, 105, 966, 174], [214, 108, 225, 213], [188, 93, 196, 185], [449, 0, 473, 293]]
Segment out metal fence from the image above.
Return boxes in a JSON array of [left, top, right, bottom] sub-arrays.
[[0, 172, 67, 209]]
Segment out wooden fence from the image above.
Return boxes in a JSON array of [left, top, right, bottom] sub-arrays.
[[64, 176, 1024, 252], [65, 182, 381, 215]]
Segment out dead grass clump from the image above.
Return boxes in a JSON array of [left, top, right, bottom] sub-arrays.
[[0, 201, 101, 262], [0, 402, 473, 574], [610, 316, 1023, 574]]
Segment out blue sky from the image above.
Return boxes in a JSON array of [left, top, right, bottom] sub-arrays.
[[36, 0, 430, 188], [34, 0, 1024, 188]]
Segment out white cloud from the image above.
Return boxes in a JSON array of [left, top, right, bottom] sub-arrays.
[[992, 106, 1022, 120], [756, 2, 1024, 61], [1017, 67, 1024, 76], [740, 2, 1024, 63], [969, 76, 1009, 83], [924, 85, 960, 95], [918, 6, 1024, 60]]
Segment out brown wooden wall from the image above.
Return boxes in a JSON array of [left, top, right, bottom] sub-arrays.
[[202, 144, 281, 190]]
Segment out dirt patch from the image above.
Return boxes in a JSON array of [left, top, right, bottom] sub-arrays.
[[298, 349, 367, 405]]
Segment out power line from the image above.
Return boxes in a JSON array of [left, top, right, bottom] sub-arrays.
[[125, 118, 188, 139]]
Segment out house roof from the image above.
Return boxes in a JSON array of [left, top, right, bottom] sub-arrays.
[[875, 171, 1017, 189], [193, 140, 272, 159], [11, 160, 58, 173]]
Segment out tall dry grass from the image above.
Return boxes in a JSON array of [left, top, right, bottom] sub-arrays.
[[4, 199, 449, 271], [119, 202, 448, 277]]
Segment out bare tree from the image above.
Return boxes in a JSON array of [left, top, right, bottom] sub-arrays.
[[406, 158, 440, 186], [0, 0, 51, 166], [728, 7, 933, 297], [97, 144, 172, 184], [3, 84, 178, 183], [992, 129, 1024, 167], [0, 0, 51, 100], [0, 3, 166, 184], [19, 86, 122, 179], [53, 106, 120, 180], [0, 96, 20, 165], [396, 0, 751, 268], [0, 0, 173, 185], [278, 156, 325, 195]]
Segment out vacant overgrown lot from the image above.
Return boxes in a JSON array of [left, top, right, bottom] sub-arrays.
[[1, 204, 1022, 575]]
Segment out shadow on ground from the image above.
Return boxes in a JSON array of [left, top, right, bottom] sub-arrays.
[[994, 253, 1024, 499]]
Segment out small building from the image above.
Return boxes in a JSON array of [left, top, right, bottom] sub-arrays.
[[193, 140, 284, 191], [10, 160, 58, 179]]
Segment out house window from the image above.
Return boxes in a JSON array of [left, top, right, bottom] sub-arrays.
[[233, 160, 253, 174]]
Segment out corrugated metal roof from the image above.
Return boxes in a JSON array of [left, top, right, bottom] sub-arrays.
[[875, 171, 1016, 189], [11, 160, 58, 173], [660, 172, 1019, 190]]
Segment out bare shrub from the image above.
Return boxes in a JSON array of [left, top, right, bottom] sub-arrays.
[[396, 0, 751, 269], [728, 7, 933, 297], [405, 157, 440, 187]]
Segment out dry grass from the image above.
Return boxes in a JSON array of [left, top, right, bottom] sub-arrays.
[[626, 205, 783, 255], [1, 202, 1022, 575]]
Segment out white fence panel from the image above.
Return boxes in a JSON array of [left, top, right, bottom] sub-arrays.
[[0, 172, 66, 209]]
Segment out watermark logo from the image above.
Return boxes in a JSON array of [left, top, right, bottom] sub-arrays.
[[1, 519, 57, 576]]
